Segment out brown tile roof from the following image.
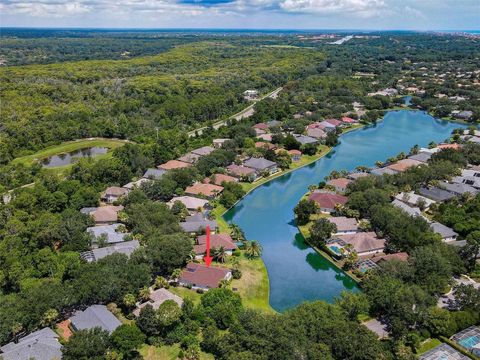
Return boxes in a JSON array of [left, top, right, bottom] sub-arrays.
[[371, 252, 409, 263], [179, 263, 231, 289], [91, 205, 124, 223], [437, 143, 461, 150], [102, 186, 129, 197], [227, 164, 255, 177], [185, 183, 224, 197], [253, 123, 269, 130], [178, 153, 201, 164], [308, 192, 348, 210], [203, 174, 238, 186], [158, 160, 192, 170], [327, 178, 352, 189], [387, 159, 423, 172], [327, 216, 358, 232], [337, 232, 386, 254], [194, 233, 237, 255], [325, 118, 343, 127]]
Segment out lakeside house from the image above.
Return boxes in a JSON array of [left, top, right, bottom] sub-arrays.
[[356, 252, 409, 273], [347, 172, 370, 180], [185, 182, 224, 199], [243, 157, 278, 175], [308, 192, 348, 213], [324, 118, 343, 127], [81, 205, 124, 225], [451, 110, 473, 120], [332, 232, 386, 256], [194, 233, 237, 259], [294, 134, 319, 146], [288, 149, 302, 161], [101, 186, 129, 203], [226, 164, 257, 181], [191, 146, 215, 157], [341, 116, 358, 124], [386, 159, 423, 173], [87, 223, 130, 245], [168, 196, 210, 211], [133, 288, 183, 317], [451, 326, 480, 357], [69, 305, 121, 334], [158, 160, 192, 171], [326, 177, 352, 193], [80, 240, 140, 262], [327, 216, 358, 235], [407, 151, 433, 163], [318, 120, 337, 132], [203, 173, 238, 186], [143, 168, 166, 180], [178, 263, 232, 291], [180, 214, 218, 235], [370, 167, 397, 176], [306, 127, 327, 139], [0, 327, 62, 360]]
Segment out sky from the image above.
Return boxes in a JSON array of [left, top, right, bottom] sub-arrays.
[[0, 0, 479, 30]]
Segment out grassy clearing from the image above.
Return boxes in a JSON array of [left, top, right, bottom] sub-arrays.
[[11, 138, 130, 167], [140, 344, 214, 360], [210, 203, 230, 233], [416, 338, 442, 354], [169, 286, 203, 306]]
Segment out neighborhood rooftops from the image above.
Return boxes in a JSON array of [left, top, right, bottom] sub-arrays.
[[87, 223, 130, 244], [169, 196, 210, 210], [179, 263, 232, 289], [294, 134, 318, 145], [327, 216, 358, 233], [194, 233, 237, 255], [243, 157, 277, 171], [308, 192, 348, 212], [227, 164, 256, 177], [84, 205, 124, 224], [431, 222, 458, 242], [407, 151, 432, 163], [203, 173, 238, 186], [70, 305, 121, 334], [370, 167, 397, 176], [391, 199, 424, 218], [158, 160, 192, 171], [335, 232, 386, 255], [439, 181, 479, 196], [0, 327, 62, 360], [191, 146, 215, 157], [185, 183, 224, 198], [180, 218, 218, 234], [386, 159, 423, 173], [143, 168, 166, 180], [81, 240, 140, 262], [418, 186, 456, 202]]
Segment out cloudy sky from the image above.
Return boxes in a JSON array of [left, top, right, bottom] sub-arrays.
[[1, 0, 479, 30]]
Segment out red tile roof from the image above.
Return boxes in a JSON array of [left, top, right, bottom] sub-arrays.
[[194, 233, 237, 255], [308, 192, 348, 210], [227, 164, 255, 177], [437, 143, 461, 150], [325, 118, 343, 127], [185, 183, 224, 197], [253, 123, 269, 130], [288, 149, 302, 155], [179, 263, 231, 289], [341, 116, 358, 123], [387, 159, 423, 172]]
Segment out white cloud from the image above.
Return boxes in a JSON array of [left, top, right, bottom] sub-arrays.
[[278, 0, 386, 17]]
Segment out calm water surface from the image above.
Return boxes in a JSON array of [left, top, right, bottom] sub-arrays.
[[224, 110, 466, 312], [42, 147, 108, 167]]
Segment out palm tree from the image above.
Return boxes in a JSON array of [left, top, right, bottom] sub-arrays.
[[41, 309, 59, 327], [155, 276, 169, 289], [245, 240, 262, 259], [123, 293, 136, 309], [139, 286, 150, 301], [230, 256, 240, 270], [171, 268, 183, 282], [229, 223, 246, 244], [213, 246, 228, 263]]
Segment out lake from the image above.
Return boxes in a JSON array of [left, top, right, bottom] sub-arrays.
[[41, 147, 108, 167], [224, 110, 466, 312]]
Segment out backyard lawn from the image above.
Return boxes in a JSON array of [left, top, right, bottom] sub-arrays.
[[140, 344, 214, 360]]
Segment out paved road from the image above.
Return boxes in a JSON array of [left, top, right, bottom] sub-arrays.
[[187, 87, 283, 137]]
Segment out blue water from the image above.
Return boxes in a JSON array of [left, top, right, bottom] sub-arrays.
[[403, 95, 412, 106], [224, 110, 466, 312]]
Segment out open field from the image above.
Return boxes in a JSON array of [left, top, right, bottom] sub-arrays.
[[11, 138, 130, 167]]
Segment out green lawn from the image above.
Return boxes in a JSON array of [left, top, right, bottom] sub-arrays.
[[140, 344, 214, 360], [416, 338, 442, 354], [210, 204, 230, 234], [169, 286, 203, 306], [11, 138, 130, 167]]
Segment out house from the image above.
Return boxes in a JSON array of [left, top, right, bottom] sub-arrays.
[[391, 199, 424, 218], [407, 151, 432, 163], [318, 120, 337, 132], [123, 178, 151, 191], [133, 288, 183, 317], [194, 233, 237, 259], [243, 157, 278, 175], [244, 89, 258, 100], [327, 216, 358, 234], [324, 118, 343, 127], [254, 128, 266, 136], [143, 168, 166, 180], [368, 88, 398, 97], [87, 223, 130, 245], [180, 214, 218, 234], [418, 186, 456, 202], [168, 196, 210, 211], [452, 110, 473, 120], [439, 181, 479, 196], [158, 160, 192, 171], [308, 192, 348, 213], [0, 327, 62, 360], [294, 134, 319, 145], [356, 252, 409, 273], [213, 138, 229, 148], [419, 343, 469, 360], [386, 159, 423, 173], [431, 222, 458, 242], [226, 164, 257, 181], [81, 240, 140, 262], [253, 123, 269, 131], [370, 167, 397, 176], [257, 133, 273, 142], [394, 191, 436, 210], [178, 263, 232, 291], [101, 186, 129, 203], [347, 172, 370, 180], [203, 173, 238, 186], [255, 141, 276, 150], [288, 149, 302, 161], [451, 326, 480, 357], [341, 116, 358, 124], [69, 305, 121, 334], [306, 127, 327, 139], [452, 169, 480, 189], [191, 146, 215, 157], [335, 232, 386, 256], [178, 152, 201, 164], [326, 178, 352, 193], [185, 183, 224, 199], [83, 205, 124, 225]]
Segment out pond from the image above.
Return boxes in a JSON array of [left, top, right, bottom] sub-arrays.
[[41, 147, 109, 167], [224, 110, 466, 312]]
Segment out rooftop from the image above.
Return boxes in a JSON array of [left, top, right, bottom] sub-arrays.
[[179, 263, 231, 289], [185, 183, 224, 197], [70, 305, 121, 334], [143, 168, 166, 180], [191, 146, 215, 157], [408, 151, 432, 163], [81, 240, 140, 262], [90, 205, 124, 223], [158, 160, 192, 170], [195, 233, 237, 254], [243, 157, 277, 171], [169, 196, 210, 210], [227, 164, 256, 176], [431, 222, 458, 240], [418, 186, 456, 202], [420, 343, 469, 360], [327, 216, 358, 232], [0, 327, 62, 360], [87, 223, 130, 244], [133, 288, 183, 317], [336, 232, 386, 254], [203, 173, 238, 186], [387, 159, 423, 173], [308, 192, 348, 210]]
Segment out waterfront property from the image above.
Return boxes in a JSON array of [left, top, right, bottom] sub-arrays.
[[194, 233, 237, 259], [327, 216, 359, 235], [308, 192, 348, 213], [178, 263, 232, 291], [224, 110, 465, 311]]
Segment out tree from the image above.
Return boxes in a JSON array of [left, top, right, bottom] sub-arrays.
[[110, 324, 146, 357], [145, 233, 193, 275], [325, 132, 338, 147], [462, 230, 480, 271], [245, 240, 262, 259], [62, 328, 111, 360], [294, 199, 318, 225], [213, 246, 228, 263], [309, 218, 336, 247], [123, 293, 136, 309], [229, 223, 246, 245], [334, 292, 369, 321], [200, 288, 242, 329], [40, 308, 58, 327]]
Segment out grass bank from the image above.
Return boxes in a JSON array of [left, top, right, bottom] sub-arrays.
[[11, 138, 130, 167]]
